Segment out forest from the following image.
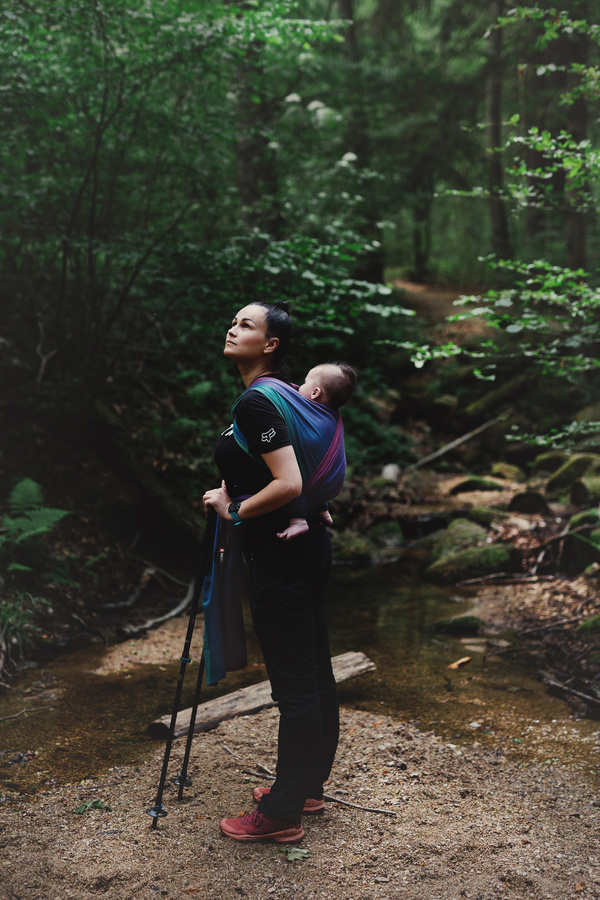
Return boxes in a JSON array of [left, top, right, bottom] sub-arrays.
[[2, 0, 600, 692], [4, 5, 600, 897]]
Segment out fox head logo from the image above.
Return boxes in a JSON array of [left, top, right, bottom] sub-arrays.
[[261, 427, 277, 443]]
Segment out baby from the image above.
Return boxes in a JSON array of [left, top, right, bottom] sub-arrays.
[[277, 362, 357, 541]]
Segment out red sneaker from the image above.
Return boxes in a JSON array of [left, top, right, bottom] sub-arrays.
[[253, 786, 325, 814], [220, 810, 305, 843]]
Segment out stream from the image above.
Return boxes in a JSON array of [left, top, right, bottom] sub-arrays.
[[2, 555, 600, 798]]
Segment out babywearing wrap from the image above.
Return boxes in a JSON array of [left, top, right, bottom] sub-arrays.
[[202, 378, 346, 685]]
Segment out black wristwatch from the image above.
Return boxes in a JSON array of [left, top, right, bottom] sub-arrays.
[[228, 500, 243, 525]]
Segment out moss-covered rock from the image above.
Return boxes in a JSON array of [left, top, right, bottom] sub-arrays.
[[574, 404, 600, 424], [432, 615, 486, 636], [490, 462, 526, 482], [468, 506, 509, 527], [531, 450, 569, 476], [568, 509, 600, 530], [432, 518, 488, 562], [571, 475, 600, 507], [449, 476, 505, 495], [425, 544, 518, 583], [562, 528, 600, 574], [368, 521, 404, 549], [329, 531, 373, 563], [577, 615, 600, 635], [545, 454, 600, 496]]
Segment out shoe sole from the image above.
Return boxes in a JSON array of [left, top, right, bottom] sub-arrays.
[[220, 823, 305, 843]]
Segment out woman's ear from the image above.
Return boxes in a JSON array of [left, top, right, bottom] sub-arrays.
[[264, 336, 280, 355]]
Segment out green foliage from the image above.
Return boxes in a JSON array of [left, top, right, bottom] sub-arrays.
[[508, 420, 600, 449], [278, 846, 311, 861], [74, 799, 113, 814], [0, 592, 49, 662], [0, 479, 69, 578]]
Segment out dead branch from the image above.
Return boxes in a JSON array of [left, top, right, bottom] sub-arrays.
[[404, 411, 511, 472], [241, 766, 397, 817], [542, 676, 600, 708], [119, 580, 194, 637], [520, 617, 583, 636], [101, 567, 156, 610], [35, 319, 58, 390], [456, 573, 555, 586], [122, 550, 188, 587], [0, 706, 54, 723]]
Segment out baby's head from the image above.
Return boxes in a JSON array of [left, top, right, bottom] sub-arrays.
[[299, 363, 357, 410]]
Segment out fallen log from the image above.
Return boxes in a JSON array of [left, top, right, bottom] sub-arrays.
[[147, 650, 376, 739]]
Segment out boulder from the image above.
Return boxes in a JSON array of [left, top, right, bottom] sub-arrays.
[[571, 475, 600, 507], [490, 462, 526, 482], [531, 450, 569, 476], [568, 509, 600, 530], [577, 615, 600, 635], [329, 531, 373, 563], [468, 506, 506, 527], [574, 404, 600, 424], [449, 476, 506, 495], [433, 615, 486, 636], [380, 463, 401, 481], [545, 454, 600, 497], [562, 528, 600, 575], [425, 544, 518, 583], [432, 518, 488, 562], [508, 491, 550, 515]]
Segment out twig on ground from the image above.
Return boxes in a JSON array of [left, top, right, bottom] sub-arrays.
[[456, 573, 555, 586], [122, 549, 189, 587], [542, 676, 600, 708], [241, 766, 398, 818], [520, 616, 583, 636], [0, 706, 54, 723]]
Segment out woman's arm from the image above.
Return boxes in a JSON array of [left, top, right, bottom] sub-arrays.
[[202, 445, 302, 521]]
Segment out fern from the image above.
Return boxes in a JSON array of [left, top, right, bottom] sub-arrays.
[[8, 509, 70, 544], [0, 479, 69, 555], [8, 478, 44, 514]]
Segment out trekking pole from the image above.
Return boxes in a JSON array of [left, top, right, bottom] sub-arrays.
[[174, 649, 206, 800], [146, 510, 216, 829]]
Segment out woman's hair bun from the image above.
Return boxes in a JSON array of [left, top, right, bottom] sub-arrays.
[[273, 300, 290, 315]]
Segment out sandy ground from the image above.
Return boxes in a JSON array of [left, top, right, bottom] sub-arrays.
[[2, 585, 600, 900], [1, 705, 599, 900]]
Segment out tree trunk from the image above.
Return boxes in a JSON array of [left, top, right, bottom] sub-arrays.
[[231, 2, 284, 237], [565, 4, 588, 271], [336, 0, 384, 283], [486, 0, 512, 260]]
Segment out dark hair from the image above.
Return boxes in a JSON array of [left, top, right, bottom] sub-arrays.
[[253, 300, 293, 373], [320, 362, 358, 409]]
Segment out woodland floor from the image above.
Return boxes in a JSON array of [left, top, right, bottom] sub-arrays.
[[2, 282, 600, 899]]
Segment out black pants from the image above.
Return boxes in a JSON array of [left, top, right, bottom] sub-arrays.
[[247, 525, 339, 824]]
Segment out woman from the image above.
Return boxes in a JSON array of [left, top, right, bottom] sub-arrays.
[[202, 301, 340, 844]]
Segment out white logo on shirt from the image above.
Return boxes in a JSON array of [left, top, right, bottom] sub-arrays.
[[261, 427, 276, 443]]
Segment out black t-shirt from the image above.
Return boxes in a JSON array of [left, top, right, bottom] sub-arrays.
[[214, 382, 307, 532]]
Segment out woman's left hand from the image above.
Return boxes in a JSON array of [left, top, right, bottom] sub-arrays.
[[202, 481, 232, 519]]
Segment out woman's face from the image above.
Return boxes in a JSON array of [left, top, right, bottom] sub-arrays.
[[224, 304, 277, 363]]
